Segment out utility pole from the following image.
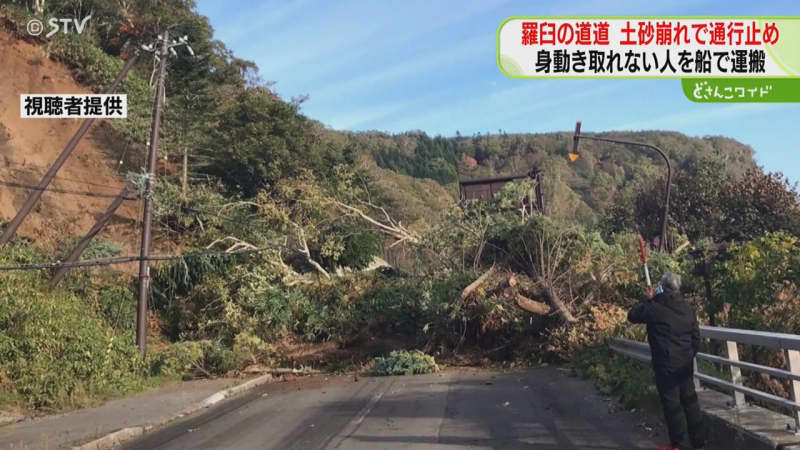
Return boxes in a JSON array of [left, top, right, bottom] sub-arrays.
[[136, 32, 194, 356], [137, 32, 169, 356], [0, 54, 139, 248]]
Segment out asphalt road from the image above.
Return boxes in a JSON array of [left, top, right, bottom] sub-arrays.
[[123, 367, 659, 450]]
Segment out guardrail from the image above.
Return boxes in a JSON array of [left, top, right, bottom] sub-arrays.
[[610, 325, 800, 431]]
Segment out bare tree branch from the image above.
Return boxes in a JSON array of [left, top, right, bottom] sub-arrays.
[[293, 225, 330, 279], [330, 199, 420, 245], [205, 236, 258, 252]]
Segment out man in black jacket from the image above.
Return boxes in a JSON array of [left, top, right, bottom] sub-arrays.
[[628, 272, 706, 450]]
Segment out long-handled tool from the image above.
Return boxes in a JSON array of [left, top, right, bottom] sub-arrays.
[[638, 235, 654, 298]]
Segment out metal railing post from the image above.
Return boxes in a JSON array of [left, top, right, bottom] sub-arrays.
[[726, 340, 746, 408], [785, 349, 800, 432]]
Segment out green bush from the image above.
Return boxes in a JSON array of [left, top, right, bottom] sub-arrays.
[[154, 259, 442, 350], [147, 341, 205, 377], [0, 238, 46, 266], [0, 271, 146, 410], [372, 350, 438, 376], [339, 230, 382, 270], [316, 222, 382, 271], [574, 344, 658, 408], [57, 237, 123, 260], [236, 270, 311, 340], [233, 331, 274, 366], [51, 34, 123, 88], [147, 340, 247, 377], [150, 253, 241, 341], [298, 279, 364, 341], [96, 285, 136, 331], [200, 340, 247, 375], [297, 274, 427, 343]]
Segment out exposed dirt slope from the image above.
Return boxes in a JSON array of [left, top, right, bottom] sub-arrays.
[[0, 30, 143, 262]]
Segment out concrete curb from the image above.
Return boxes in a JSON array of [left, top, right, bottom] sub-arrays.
[[71, 427, 146, 450], [71, 373, 274, 450]]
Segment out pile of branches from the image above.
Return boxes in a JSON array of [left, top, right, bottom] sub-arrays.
[[459, 265, 575, 324]]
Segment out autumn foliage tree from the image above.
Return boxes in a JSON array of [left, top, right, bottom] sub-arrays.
[[719, 169, 800, 241], [607, 158, 800, 245]]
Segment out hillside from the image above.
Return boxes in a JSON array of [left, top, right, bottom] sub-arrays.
[[0, 29, 144, 258], [354, 130, 758, 225]]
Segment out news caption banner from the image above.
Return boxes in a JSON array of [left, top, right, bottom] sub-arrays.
[[20, 94, 127, 119], [496, 17, 800, 102]]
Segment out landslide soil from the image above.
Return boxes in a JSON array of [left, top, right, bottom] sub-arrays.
[[0, 30, 168, 270]]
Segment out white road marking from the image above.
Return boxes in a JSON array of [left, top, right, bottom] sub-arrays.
[[352, 390, 384, 427], [327, 379, 393, 449]]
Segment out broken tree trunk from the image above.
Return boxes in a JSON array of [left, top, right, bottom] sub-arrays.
[[461, 264, 495, 300], [513, 293, 551, 315], [537, 276, 577, 323], [505, 276, 551, 315], [242, 366, 322, 375]]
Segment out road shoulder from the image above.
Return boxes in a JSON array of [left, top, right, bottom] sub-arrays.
[[0, 376, 266, 450]]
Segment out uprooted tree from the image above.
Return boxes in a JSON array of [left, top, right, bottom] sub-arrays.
[[210, 166, 418, 280]]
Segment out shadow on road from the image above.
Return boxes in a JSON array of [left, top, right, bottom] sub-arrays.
[[126, 368, 658, 450]]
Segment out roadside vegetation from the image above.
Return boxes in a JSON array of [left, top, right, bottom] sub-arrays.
[[1, 0, 799, 415]]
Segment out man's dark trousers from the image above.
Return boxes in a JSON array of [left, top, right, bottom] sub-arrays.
[[655, 364, 705, 450]]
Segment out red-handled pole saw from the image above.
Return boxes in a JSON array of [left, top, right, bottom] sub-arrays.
[[638, 235, 654, 298]]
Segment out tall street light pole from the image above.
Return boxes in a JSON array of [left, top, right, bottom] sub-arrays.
[[569, 121, 673, 252]]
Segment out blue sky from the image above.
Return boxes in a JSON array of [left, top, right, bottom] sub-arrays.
[[195, 0, 800, 183]]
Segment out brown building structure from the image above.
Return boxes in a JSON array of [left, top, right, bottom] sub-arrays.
[[458, 168, 545, 214]]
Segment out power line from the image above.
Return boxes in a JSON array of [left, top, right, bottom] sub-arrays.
[[0, 245, 278, 272], [3, 166, 125, 191], [0, 179, 140, 200], [2, 159, 67, 171], [1, 162, 130, 191]]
